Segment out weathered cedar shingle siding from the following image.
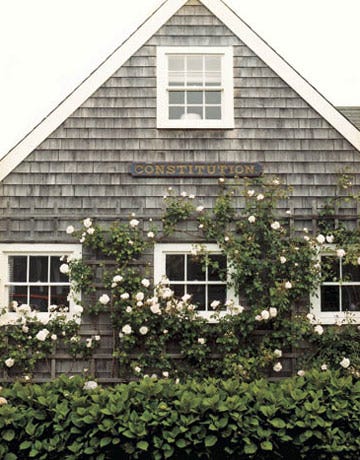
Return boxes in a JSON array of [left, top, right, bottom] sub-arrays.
[[0, 0, 359, 242]]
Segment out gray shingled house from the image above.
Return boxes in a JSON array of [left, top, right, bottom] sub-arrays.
[[1, 0, 360, 381]]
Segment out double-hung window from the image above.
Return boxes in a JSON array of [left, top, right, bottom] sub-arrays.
[[154, 243, 236, 319], [0, 244, 81, 316], [311, 250, 360, 324], [157, 47, 234, 129]]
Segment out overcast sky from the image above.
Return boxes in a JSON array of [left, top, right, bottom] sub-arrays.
[[0, 0, 359, 158]]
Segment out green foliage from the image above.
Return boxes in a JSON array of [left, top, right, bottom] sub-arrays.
[[0, 371, 359, 459]]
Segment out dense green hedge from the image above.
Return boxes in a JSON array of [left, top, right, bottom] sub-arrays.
[[0, 371, 359, 459]]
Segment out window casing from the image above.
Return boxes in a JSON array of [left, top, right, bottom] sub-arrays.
[[154, 243, 236, 319], [0, 244, 81, 316], [311, 249, 360, 324], [157, 46, 234, 129]]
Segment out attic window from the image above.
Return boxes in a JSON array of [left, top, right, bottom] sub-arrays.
[[157, 47, 234, 129]]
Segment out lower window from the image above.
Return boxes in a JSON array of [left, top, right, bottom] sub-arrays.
[[0, 244, 81, 315], [154, 243, 236, 318], [311, 252, 360, 324]]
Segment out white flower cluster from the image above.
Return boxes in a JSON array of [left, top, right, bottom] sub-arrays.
[[255, 307, 277, 321]]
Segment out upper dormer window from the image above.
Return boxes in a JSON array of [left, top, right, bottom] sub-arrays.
[[157, 47, 234, 129]]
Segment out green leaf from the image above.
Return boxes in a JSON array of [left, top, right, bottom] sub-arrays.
[[136, 440, 149, 451], [269, 417, 286, 428], [3, 430, 15, 442], [205, 435, 217, 447], [244, 443, 257, 454], [261, 441, 273, 451], [100, 437, 112, 448], [4, 454, 17, 460]]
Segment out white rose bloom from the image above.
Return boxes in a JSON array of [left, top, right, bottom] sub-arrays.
[[248, 215, 256, 223], [147, 231, 155, 238], [120, 293, 130, 300], [83, 381, 98, 390], [261, 310, 270, 320], [80, 237, 85, 243], [121, 324, 132, 335], [94, 335, 100, 342], [340, 357, 350, 369], [141, 278, 150, 288], [163, 329, 168, 334], [273, 362, 282, 372], [271, 221, 281, 230], [255, 314, 262, 321], [231, 305, 244, 315], [83, 218, 92, 228], [162, 371, 169, 378], [126, 306, 132, 313], [181, 191, 187, 197], [139, 326, 148, 335], [306, 313, 314, 321], [224, 236, 230, 242], [86, 338, 93, 348], [73, 304, 83, 315], [66, 225, 75, 234], [51, 334, 57, 341], [189, 194, 195, 199], [326, 235, 334, 243], [36, 329, 50, 341], [247, 190, 255, 197], [297, 370, 305, 377], [150, 304, 161, 315], [99, 294, 110, 305], [274, 349, 282, 358], [198, 338, 205, 344], [59, 264, 70, 275], [336, 249, 346, 258], [314, 324, 324, 335], [284, 281, 292, 289], [134, 366, 141, 373], [113, 275, 123, 283], [280, 256, 286, 264], [129, 219, 139, 228], [22, 325, 29, 333], [181, 293, 192, 302], [357, 257, 360, 265], [87, 227, 95, 235], [320, 364, 328, 371], [0, 397, 8, 405], [269, 307, 277, 318], [316, 234, 325, 244], [210, 300, 220, 309], [256, 193, 264, 201], [196, 205, 204, 212], [304, 235, 310, 242], [5, 358, 15, 368]]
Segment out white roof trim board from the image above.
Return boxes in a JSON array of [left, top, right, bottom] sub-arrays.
[[1, 0, 359, 182]]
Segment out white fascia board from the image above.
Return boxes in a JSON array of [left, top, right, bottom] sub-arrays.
[[0, 0, 188, 183], [202, 0, 360, 152]]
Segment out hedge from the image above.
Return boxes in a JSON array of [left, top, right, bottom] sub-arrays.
[[0, 370, 359, 459]]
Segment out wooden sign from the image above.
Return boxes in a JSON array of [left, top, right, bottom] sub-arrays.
[[130, 162, 263, 178]]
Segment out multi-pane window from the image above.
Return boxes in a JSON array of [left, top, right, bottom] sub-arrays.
[[8, 255, 70, 312], [157, 47, 234, 128], [0, 244, 81, 315], [320, 255, 360, 313], [154, 244, 236, 318]]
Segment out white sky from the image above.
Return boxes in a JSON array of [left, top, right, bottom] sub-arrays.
[[0, 0, 359, 158]]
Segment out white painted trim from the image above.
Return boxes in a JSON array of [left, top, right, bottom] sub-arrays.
[[156, 46, 234, 129], [154, 242, 237, 320], [0, 243, 82, 317], [0, 0, 359, 182]]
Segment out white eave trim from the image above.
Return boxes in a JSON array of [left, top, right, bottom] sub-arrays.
[[1, 0, 359, 183]]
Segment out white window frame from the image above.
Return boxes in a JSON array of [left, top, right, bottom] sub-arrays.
[[154, 243, 237, 320], [310, 246, 360, 324], [157, 46, 234, 129], [0, 243, 82, 319]]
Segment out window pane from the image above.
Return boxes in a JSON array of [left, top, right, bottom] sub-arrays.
[[342, 285, 360, 311], [208, 284, 227, 310], [187, 91, 203, 104], [205, 91, 221, 104], [169, 72, 185, 86], [9, 285, 27, 307], [50, 285, 70, 308], [205, 72, 221, 86], [205, 106, 221, 120], [9, 256, 27, 282], [187, 71, 203, 86], [321, 256, 340, 281], [187, 284, 205, 310], [321, 285, 339, 312], [30, 286, 49, 312], [169, 91, 185, 104], [208, 255, 226, 281], [187, 256, 205, 281], [166, 255, 184, 281], [171, 284, 185, 298], [342, 263, 360, 282], [169, 106, 185, 119], [187, 106, 203, 119], [205, 55, 221, 71], [187, 55, 202, 71], [168, 55, 185, 71], [29, 256, 48, 282], [51, 257, 68, 283]]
